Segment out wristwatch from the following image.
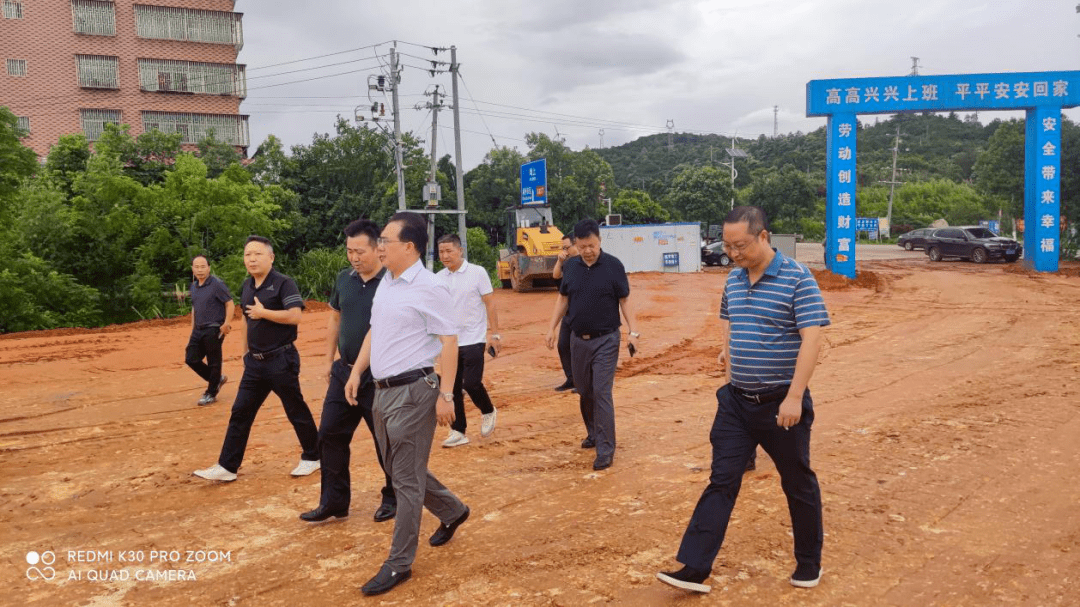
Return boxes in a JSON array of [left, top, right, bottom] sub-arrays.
[[441, 392, 454, 402], [630, 331, 641, 338], [491, 334, 502, 340]]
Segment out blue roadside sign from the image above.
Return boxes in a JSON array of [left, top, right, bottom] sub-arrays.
[[520, 159, 547, 206], [856, 217, 879, 239]]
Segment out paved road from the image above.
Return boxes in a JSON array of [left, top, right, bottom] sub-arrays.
[[794, 242, 926, 265]]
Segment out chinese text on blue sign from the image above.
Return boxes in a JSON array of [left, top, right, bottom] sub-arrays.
[[520, 159, 548, 206]]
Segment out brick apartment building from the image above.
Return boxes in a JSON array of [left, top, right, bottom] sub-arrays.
[[1, 0, 248, 158]]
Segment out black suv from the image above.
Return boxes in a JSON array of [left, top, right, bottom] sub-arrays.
[[924, 227, 1022, 263], [897, 228, 934, 251]]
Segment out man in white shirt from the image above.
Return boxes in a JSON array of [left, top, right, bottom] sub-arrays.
[[436, 234, 501, 447], [345, 212, 469, 597]]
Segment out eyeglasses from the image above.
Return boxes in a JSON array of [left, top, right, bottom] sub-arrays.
[[377, 238, 403, 246], [721, 231, 763, 253]]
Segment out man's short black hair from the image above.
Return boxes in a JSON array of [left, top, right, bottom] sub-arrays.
[[245, 235, 274, 253], [724, 206, 769, 235], [191, 254, 209, 264], [344, 219, 380, 247], [561, 233, 576, 243], [388, 212, 428, 258], [437, 233, 462, 248], [573, 218, 601, 240]]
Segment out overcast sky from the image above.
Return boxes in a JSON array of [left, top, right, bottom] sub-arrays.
[[237, 0, 1080, 170]]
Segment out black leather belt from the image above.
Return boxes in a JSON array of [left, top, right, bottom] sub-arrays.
[[731, 384, 790, 403], [249, 343, 294, 360], [373, 367, 434, 389], [197, 323, 221, 329], [575, 327, 617, 340]]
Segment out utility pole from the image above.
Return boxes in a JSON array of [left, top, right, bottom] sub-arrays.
[[666, 119, 674, 150], [390, 45, 406, 210], [881, 125, 903, 234], [773, 105, 779, 138], [909, 56, 921, 76], [424, 85, 442, 270], [450, 46, 467, 257], [598, 128, 604, 149]]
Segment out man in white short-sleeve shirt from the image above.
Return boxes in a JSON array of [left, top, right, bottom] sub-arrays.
[[436, 233, 501, 447], [345, 213, 469, 597]]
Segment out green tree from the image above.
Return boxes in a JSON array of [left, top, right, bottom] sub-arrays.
[[973, 119, 1024, 217], [42, 134, 91, 196], [197, 129, 243, 179], [94, 123, 184, 186], [464, 146, 526, 243], [611, 189, 671, 224], [745, 166, 818, 233], [662, 165, 734, 230]]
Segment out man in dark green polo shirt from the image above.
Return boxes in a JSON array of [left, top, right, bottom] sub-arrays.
[[300, 219, 396, 523]]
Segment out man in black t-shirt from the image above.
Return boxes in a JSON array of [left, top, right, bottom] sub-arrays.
[[194, 236, 320, 482], [299, 219, 396, 524], [545, 219, 639, 471], [186, 255, 234, 406]]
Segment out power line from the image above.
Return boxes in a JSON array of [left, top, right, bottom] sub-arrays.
[[456, 70, 498, 148], [245, 40, 393, 72]]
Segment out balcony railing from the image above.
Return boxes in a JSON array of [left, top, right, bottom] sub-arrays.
[[134, 5, 243, 50], [16, 116, 30, 135], [76, 55, 119, 89], [6, 59, 27, 76], [71, 1, 115, 36], [141, 111, 249, 147], [138, 58, 246, 98], [80, 109, 121, 141]]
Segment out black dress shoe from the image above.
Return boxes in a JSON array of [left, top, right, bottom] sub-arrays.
[[657, 565, 711, 593], [299, 504, 348, 523], [554, 380, 575, 392], [593, 454, 613, 470], [360, 565, 411, 596], [581, 436, 596, 449], [373, 502, 396, 522], [429, 506, 470, 546]]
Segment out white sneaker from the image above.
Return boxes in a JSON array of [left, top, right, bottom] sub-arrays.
[[480, 408, 497, 437], [193, 464, 236, 482], [290, 459, 321, 477], [442, 430, 470, 448]]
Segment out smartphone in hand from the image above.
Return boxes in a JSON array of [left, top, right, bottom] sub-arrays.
[[627, 343, 636, 357], [488, 345, 497, 358]]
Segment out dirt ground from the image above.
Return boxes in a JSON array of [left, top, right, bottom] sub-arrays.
[[3, 258, 1080, 606]]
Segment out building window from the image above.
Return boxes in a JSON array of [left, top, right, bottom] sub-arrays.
[[16, 116, 30, 135], [80, 108, 121, 140], [2, 1, 24, 19], [141, 111, 249, 147], [138, 59, 246, 98], [6, 59, 27, 76], [71, 1, 116, 36], [76, 55, 119, 89], [134, 5, 243, 49]]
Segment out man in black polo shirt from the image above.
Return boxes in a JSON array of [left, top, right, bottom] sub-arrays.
[[545, 218, 639, 471], [551, 233, 578, 393], [194, 236, 320, 482], [186, 254, 234, 406], [299, 219, 396, 523]]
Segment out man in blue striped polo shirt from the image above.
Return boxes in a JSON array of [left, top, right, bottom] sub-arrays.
[[659, 206, 830, 594]]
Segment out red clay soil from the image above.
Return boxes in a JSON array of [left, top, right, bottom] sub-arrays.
[[2, 263, 1079, 605]]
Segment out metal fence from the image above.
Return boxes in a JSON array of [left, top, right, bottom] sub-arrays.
[[71, 0, 115, 36], [141, 111, 249, 146], [76, 55, 119, 89], [80, 109, 121, 141], [138, 58, 246, 97], [134, 4, 243, 49], [16, 116, 30, 134]]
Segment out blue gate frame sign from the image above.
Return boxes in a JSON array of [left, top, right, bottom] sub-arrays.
[[520, 159, 548, 206], [808, 70, 1079, 277]]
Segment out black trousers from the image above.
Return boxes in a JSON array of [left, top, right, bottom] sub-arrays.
[[676, 384, 822, 572], [185, 326, 224, 396], [558, 320, 573, 385], [217, 345, 319, 473], [318, 359, 395, 510], [450, 342, 495, 433]]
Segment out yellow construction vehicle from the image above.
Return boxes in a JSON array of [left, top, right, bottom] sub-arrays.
[[497, 205, 564, 292]]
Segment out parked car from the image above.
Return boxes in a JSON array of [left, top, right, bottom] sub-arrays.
[[897, 228, 935, 251], [924, 226, 1022, 263], [701, 241, 732, 267]]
